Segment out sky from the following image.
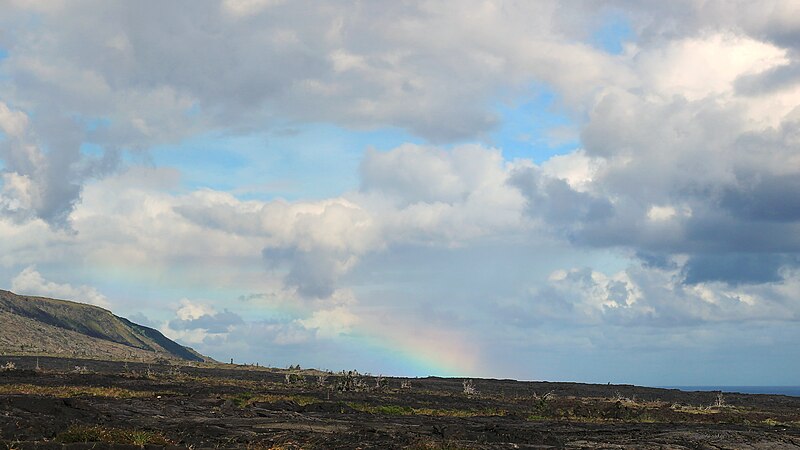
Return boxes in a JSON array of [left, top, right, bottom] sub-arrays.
[[1, 0, 800, 386]]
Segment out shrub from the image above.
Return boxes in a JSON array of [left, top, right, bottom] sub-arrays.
[[462, 379, 477, 396], [336, 370, 368, 392], [285, 373, 304, 385]]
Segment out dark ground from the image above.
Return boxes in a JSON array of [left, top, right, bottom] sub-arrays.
[[0, 356, 798, 449]]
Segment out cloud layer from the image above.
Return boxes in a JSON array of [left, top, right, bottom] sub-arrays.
[[1, 0, 799, 382]]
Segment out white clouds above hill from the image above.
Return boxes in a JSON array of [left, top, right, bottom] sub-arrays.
[[11, 266, 110, 308], [2, 0, 800, 381]]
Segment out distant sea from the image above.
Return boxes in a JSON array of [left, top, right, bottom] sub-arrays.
[[661, 386, 800, 397]]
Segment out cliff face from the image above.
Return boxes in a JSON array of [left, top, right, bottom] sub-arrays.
[[0, 289, 206, 362]]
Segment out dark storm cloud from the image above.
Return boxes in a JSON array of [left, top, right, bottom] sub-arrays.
[[635, 251, 677, 270], [509, 166, 613, 227], [565, 87, 799, 255], [681, 253, 800, 286], [720, 173, 800, 222]]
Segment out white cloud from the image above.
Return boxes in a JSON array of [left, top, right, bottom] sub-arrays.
[[0, 172, 37, 215], [10, 265, 111, 308], [646, 205, 680, 222], [222, 0, 285, 17], [298, 306, 359, 339], [518, 261, 800, 326], [540, 149, 603, 192], [175, 299, 216, 321], [635, 33, 788, 101], [0, 102, 29, 138], [162, 298, 246, 345]]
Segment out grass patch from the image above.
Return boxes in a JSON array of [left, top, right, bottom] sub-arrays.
[[231, 392, 256, 406], [670, 404, 726, 415], [759, 418, 797, 427], [157, 372, 276, 390], [0, 383, 170, 398], [406, 440, 472, 450], [230, 392, 320, 407], [348, 402, 506, 417], [56, 425, 171, 445], [635, 413, 658, 423], [527, 414, 549, 421]]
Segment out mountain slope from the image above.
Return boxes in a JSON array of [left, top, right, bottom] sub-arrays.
[[0, 289, 207, 362]]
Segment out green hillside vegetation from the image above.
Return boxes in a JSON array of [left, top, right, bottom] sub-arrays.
[[0, 289, 206, 362]]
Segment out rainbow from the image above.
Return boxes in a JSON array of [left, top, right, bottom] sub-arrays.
[[82, 263, 480, 377]]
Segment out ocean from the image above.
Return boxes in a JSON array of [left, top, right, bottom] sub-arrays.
[[662, 386, 800, 397]]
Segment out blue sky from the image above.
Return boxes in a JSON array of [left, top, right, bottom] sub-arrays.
[[1, 1, 799, 386], [149, 124, 423, 200]]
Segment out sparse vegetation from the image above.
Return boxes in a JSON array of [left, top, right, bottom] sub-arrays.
[[0, 356, 798, 449], [407, 440, 473, 450], [284, 372, 304, 385], [56, 425, 171, 445], [0, 383, 173, 399], [336, 369, 369, 392], [462, 379, 477, 395], [230, 392, 319, 407], [347, 402, 507, 417], [375, 374, 386, 390], [714, 392, 727, 408]]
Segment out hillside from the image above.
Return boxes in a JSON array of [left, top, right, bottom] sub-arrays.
[[0, 289, 207, 362]]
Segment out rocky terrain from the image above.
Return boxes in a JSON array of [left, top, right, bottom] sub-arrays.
[[0, 356, 798, 449]]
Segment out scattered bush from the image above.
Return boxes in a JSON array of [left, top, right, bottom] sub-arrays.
[[336, 370, 369, 392], [462, 379, 477, 396], [375, 374, 387, 390], [531, 391, 554, 415], [285, 373, 304, 385]]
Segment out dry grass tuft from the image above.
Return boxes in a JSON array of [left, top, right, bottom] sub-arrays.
[[0, 383, 172, 398], [348, 402, 506, 417], [56, 424, 171, 445]]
